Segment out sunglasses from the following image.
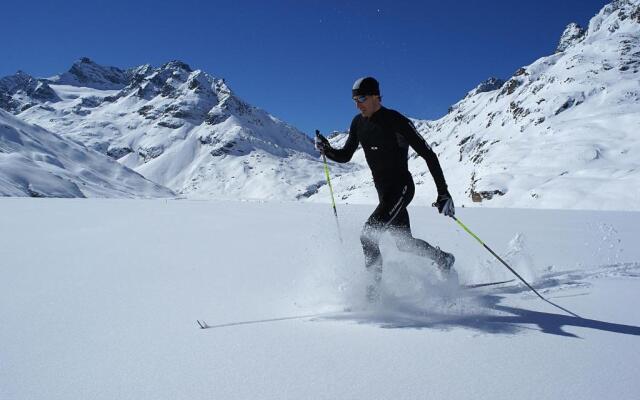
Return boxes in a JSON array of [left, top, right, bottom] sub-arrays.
[[353, 95, 368, 103]]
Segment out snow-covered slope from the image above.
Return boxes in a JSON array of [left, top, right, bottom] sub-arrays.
[[2, 198, 639, 399], [0, 109, 174, 198], [1, 58, 355, 200], [310, 0, 640, 210]]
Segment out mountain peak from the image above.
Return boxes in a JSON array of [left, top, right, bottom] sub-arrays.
[[52, 57, 129, 90], [160, 60, 193, 73], [556, 22, 586, 52], [78, 56, 96, 64]]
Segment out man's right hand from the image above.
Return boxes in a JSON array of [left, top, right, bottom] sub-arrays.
[[314, 131, 331, 154]]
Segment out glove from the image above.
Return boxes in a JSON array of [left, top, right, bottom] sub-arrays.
[[314, 131, 331, 154], [434, 192, 455, 217]]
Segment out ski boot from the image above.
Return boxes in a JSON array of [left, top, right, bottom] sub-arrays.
[[434, 247, 455, 272], [366, 283, 381, 303], [365, 265, 383, 303]]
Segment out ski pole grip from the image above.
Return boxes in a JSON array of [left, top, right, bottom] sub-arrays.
[[315, 129, 326, 155]]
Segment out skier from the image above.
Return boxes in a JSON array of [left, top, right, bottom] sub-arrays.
[[315, 77, 456, 301]]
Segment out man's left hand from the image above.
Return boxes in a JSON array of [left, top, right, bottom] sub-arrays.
[[434, 193, 455, 217]]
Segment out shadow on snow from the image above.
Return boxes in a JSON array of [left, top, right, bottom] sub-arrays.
[[322, 294, 640, 339], [199, 293, 640, 339]]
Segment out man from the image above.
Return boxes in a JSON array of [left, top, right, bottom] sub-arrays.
[[315, 76, 455, 301]]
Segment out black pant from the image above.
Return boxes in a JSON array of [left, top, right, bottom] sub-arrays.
[[360, 179, 441, 272]]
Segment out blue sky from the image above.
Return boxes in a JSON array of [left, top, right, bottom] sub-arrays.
[[3, 0, 609, 136]]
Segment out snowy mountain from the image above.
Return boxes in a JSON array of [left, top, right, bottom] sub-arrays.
[[0, 109, 174, 198], [308, 0, 640, 211], [1, 1, 638, 208], [0, 58, 355, 200], [0, 71, 60, 113]]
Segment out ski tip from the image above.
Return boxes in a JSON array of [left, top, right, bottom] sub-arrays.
[[196, 320, 209, 329]]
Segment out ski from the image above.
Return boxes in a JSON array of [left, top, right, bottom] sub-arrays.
[[463, 279, 515, 289]]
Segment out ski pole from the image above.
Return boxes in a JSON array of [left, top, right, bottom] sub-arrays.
[[451, 215, 579, 318], [316, 130, 343, 243], [322, 153, 338, 218]]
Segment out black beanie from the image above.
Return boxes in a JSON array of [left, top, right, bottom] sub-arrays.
[[352, 77, 380, 97]]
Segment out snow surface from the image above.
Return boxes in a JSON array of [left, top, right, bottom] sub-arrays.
[[1, 198, 639, 399]]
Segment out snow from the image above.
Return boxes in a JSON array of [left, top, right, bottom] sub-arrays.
[[46, 84, 120, 101], [1, 198, 639, 399], [0, 109, 174, 198], [2, 2, 639, 397]]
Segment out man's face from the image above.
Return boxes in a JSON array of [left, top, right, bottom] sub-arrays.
[[353, 95, 381, 118]]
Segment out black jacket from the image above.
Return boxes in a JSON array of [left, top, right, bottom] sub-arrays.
[[324, 106, 448, 195]]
